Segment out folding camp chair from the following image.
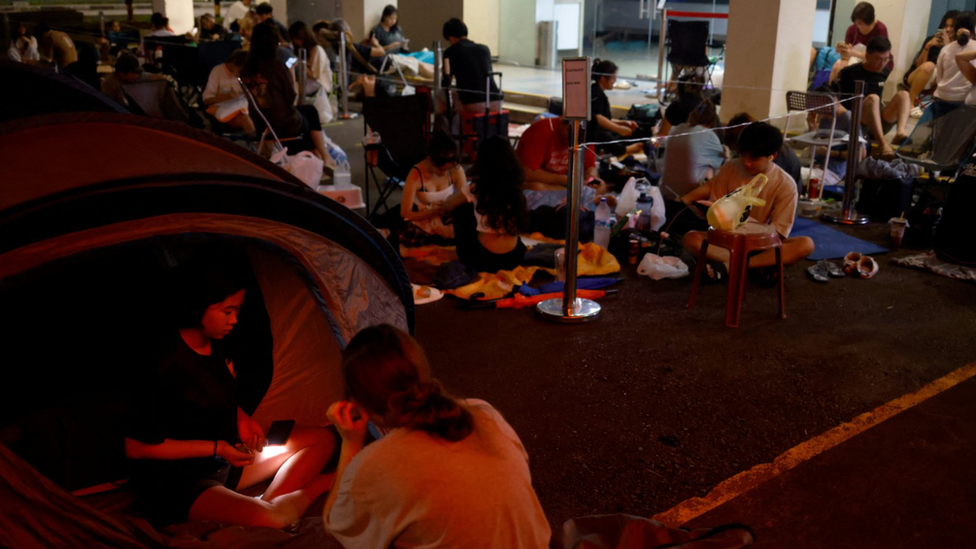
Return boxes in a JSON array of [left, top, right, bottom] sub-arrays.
[[121, 79, 171, 119], [896, 101, 976, 189], [663, 20, 724, 105], [361, 94, 431, 219]]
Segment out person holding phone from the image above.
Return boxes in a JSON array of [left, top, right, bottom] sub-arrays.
[[322, 325, 550, 548], [124, 257, 336, 527], [904, 11, 958, 109]]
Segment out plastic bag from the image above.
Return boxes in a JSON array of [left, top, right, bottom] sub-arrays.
[[271, 149, 323, 189], [637, 253, 689, 280], [707, 173, 768, 231], [647, 184, 666, 232], [615, 177, 639, 216]]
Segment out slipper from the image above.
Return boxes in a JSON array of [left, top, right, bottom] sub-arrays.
[[843, 252, 862, 275], [703, 260, 728, 284], [892, 133, 909, 146], [807, 262, 829, 283], [857, 256, 879, 279], [822, 260, 845, 278]]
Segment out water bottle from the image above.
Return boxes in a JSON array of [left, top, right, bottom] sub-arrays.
[[636, 192, 653, 232], [594, 197, 612, 249], [154, 46, 163, 70]]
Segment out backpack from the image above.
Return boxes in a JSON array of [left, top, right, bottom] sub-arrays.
[[934, 157, 976, 265]]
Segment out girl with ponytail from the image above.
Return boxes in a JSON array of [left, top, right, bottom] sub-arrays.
[[322, 324, 551, 548]]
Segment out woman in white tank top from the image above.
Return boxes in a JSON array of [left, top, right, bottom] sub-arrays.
[[399, 132, 468, 242]]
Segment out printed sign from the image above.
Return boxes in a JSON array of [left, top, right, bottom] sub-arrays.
[[562, 57, 591, 120]]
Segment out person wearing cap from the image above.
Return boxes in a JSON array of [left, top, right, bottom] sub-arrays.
[[101, 53, 152, 107]]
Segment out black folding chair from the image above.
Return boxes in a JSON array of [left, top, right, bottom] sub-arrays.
[[664, 20, 723, 105], [362, 94, 432, 219]]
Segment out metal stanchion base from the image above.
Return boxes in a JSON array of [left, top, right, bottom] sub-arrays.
[[535, 298, 601, 323], [822, 211, 869, 225], [340, 113, 359, 120]]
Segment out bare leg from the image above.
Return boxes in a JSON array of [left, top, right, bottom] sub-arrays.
[[188, 473, 334, 528], [236, 426, 336, 499], [883, 90, 911, 141], [907, 62, 935, 105], [746, 236, 815, 268], [683, 231, 731, 266], [859, 94, 891, 155], [310, 130, 336, 168], [228, 114, 256, 136], [625, 142, 644, 155]]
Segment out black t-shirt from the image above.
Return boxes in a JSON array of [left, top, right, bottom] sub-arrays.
[[904, 34, 942, 84], [587, 81, 612, 140], [127, 335, 239, 482], [838, 63, 889, 99], [444, 39, 500, 104]]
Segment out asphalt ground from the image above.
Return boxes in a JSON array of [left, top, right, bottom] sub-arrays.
[[326, 116, 976, 542]]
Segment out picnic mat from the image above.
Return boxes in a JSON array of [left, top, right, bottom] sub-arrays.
[[791, 217, 888, 260], [892, 252, 976, 283]]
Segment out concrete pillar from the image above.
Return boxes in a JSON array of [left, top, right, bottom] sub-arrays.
[[152, 0, 194, 35], [879, 0, 932, 100], [339, 0, 393, 41], [398, 0, 461, 52], [721, 0, 816, 131]]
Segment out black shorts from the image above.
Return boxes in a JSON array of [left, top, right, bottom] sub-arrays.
[[135, 460, 242, 526]]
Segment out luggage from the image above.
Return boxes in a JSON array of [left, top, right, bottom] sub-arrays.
[[935, 156, 976, 265]]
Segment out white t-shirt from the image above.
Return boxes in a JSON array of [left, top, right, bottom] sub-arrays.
[[202, 62, 243, 104], [7, 36, 39, 63], [934, 40, 976, 102], [326, 399, 551, 549]]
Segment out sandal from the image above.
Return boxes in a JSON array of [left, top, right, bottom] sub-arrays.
[[843, 252, 862, 275], [857, 256, 879, 279], [807, 262, 829, 283], [703, 260, 728, 284]]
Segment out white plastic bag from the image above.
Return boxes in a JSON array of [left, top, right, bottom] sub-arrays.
[[637, 253, 689, 280], [647, 184, 666, 232], [615, 177, 639, 216], [271, 149, 323, 189], [707, 174, 768, 231]]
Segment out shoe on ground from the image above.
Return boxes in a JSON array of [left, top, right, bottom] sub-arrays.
[[807, 262, 829, 283], [857, 256, 879, 279], [843, 252, 862, 274], [821, 259, 845, 278], [910, 106, 924, 119]]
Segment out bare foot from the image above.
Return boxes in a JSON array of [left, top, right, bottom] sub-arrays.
[[892, 133, 909, 146]]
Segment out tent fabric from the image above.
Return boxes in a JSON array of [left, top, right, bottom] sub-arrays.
[[0, 113, 288, 212], [0, 212, 407, 342], [246, 246, 346, 427], [0, 59, 127, 125]]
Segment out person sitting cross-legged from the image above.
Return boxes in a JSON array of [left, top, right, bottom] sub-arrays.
[[836, 36, 910, 158], [682, 122, 815, 282]]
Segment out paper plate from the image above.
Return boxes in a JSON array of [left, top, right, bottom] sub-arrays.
[[411, 284, 444, 305]]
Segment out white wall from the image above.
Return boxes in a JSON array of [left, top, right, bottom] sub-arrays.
[[881, 0, 933, 100], [152, 0, 194, 34], [465, 0, 500, 54]]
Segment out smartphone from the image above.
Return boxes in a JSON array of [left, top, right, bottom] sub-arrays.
[[266, 419, 296, 446], [285, 56, 298, 69]]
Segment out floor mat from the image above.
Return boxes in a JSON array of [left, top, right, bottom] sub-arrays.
[[892, 252, 976, 283], [791, 217, 888, 260]]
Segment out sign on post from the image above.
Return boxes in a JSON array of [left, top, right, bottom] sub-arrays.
[[562, 57, 591, 121]]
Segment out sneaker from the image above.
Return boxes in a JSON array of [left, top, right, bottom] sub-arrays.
[[822, 260, 846, 278], [910, 106, 923, 119], [857, 256, 879, 279], [807, 262, 829, 283], [843, 252, 862, 274]]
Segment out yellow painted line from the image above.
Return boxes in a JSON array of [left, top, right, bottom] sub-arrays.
[[652, 361, 976, 527]]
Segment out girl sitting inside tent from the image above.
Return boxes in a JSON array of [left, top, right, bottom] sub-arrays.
[[124, 257, 337, 527], [322, 324, 551, 547], [398, 131, 467, 246]]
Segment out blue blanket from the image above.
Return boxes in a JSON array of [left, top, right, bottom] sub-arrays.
[[791, 217, 888, 260]]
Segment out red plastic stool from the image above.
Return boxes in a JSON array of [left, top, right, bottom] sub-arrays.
[[687, 224, 786, 328]]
